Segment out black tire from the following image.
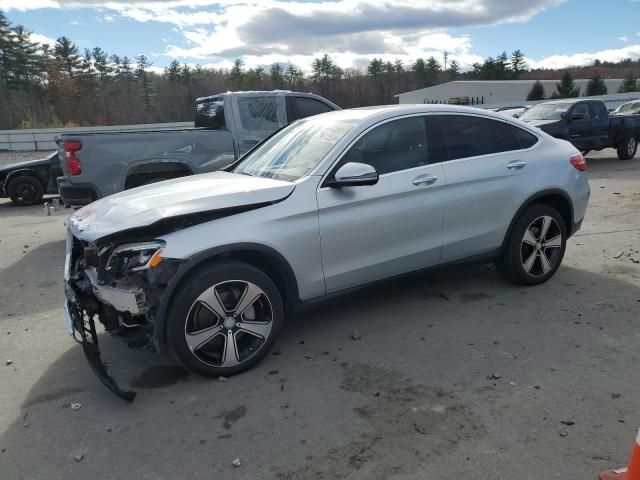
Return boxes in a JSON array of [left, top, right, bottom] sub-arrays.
[[617, 134, 638, 160], [496, 204, 567, 286], [6, 175, 44, 206], [166, 260, 284, 377]]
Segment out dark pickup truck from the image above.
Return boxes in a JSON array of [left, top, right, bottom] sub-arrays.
[[55, 91, 339, 205], [518, 98, 640, 160]]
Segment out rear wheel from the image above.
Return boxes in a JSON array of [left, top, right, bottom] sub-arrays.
[[496, 204, 567, 285], [617, 134, 637, 160], [166, 260, 284, 377], [6, 175, 44, 206]]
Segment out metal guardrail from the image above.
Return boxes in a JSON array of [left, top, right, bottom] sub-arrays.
[[0, 122, 193, 151]]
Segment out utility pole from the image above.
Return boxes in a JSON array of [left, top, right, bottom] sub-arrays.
[[443, 51, 448, 71]]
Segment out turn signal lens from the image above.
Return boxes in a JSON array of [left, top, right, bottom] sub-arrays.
[[570, 154, 587, 172], [147, 248, 164, 268]]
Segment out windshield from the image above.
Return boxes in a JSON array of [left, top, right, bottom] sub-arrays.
[[519, 103, 569, 121], [233, 114, 359, 182], [614, 102, 639, 114]]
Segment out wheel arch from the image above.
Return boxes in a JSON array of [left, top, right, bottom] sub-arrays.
[[3, 168, 47, 194], [502, 189, 575, 250], [124, 160, 194, 189], [154, 243, 299, 348]]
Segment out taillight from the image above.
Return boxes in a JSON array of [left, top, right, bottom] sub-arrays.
[[570, 153, 586, 172], [64, 141, 82, 176]]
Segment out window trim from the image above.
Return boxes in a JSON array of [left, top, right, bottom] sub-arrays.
[[319, 113, 431, 189], [428, 112, 541, 165]]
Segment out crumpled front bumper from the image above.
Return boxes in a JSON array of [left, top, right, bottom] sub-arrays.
[[64, 281, 137, 402]]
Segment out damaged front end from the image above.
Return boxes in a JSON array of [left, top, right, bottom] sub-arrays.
[[63, 230, 181, 401]]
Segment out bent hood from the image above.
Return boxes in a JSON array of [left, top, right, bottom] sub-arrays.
[[67, 171, 295, 242]]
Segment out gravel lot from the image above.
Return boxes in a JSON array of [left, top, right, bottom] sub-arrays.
[[0, 150, 46, 166], [0, 150, 639, 480]]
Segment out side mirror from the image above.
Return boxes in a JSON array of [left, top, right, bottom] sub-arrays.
[[330, 162, 378, 187], [571, 112, 586, 121]]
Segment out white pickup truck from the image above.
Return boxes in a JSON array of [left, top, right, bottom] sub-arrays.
[[55, 91, 339, 205]]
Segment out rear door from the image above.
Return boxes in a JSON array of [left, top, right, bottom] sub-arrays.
[[431, 114, 540, 262], [317, 115, 446, 292]]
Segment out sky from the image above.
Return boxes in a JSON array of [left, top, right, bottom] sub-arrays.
[[1, 0, 639, 74]]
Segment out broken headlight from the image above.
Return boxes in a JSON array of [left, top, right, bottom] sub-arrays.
[[106, 241, 165, 275]]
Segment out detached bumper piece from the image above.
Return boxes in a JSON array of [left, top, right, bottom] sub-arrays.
[[67, 300, 136, 402]]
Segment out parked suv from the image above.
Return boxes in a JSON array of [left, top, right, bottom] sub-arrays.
[[63, 105, 590, 400]]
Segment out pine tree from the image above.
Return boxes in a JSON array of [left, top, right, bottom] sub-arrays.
[[447, 60, 460, 81], [135, 54, 155, 113], [412, 58, 427, 86], [269, 62, 283, 89], [618, 71, 638, 93], [92, 47, 111, 122], [284, 64, 303, 90], [554, 70, 580, 98], [229, 58, 244, 89], [510, 50, 526, 78], [393, 59, 404, 73], [53, 36, 80, 76], [526, 80, 546, 101], [311, 54, 342, 82], [0, 11, 17, 87], [585, 72, 607, 96], [425, 56, 441, 85], [367, 58, 384, 76]]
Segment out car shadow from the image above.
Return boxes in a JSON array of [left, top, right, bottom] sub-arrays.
[[0, 240, 66, 317], [2, 264, 639, 478]]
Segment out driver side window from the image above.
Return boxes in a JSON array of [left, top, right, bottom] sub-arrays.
[[572, 103, 590, 120], [341, 117, 428, 175]]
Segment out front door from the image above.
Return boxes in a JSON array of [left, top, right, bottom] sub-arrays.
[[316, 115, 446, 293]]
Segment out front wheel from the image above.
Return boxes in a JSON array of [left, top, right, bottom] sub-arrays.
[[496, 204, 567, 286], [166, 260, 284, 377], [617, 134, 637, 160]]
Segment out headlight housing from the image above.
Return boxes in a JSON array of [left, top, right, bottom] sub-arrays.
[[106, 241, 165, 274]]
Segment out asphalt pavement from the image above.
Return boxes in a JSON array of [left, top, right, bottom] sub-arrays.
[[0, 150, 639, 480]]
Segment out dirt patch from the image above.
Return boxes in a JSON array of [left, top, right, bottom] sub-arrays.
[[216, 405, 247, 430], [274, 363, 485, 480], [459, 292, 494, 302]]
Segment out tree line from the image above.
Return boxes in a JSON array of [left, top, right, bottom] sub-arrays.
[[1, 10, 639, 130]]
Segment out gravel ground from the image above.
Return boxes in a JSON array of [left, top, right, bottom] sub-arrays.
[[0, 150, 46, 165], [0, 150, 639, 480]]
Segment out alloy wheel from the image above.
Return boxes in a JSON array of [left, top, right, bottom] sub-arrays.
[[629, 137, 637, 157], [184, 280, 273, 367], [520, 215, 562, 277]]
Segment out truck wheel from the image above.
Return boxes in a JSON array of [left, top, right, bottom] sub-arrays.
[[617, 134, 637, 160], [6, 176, 44, 206], [166, 260, 284, 377], [496, 204, 567, 286]]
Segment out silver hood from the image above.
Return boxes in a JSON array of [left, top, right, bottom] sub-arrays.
[[67, 171, 295, 242]]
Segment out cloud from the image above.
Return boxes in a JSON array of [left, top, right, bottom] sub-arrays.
[[619, 36, 629, 42], [0, 0, 565, 72], [530, 44, 640, 69], [30, 32, 57, 47]]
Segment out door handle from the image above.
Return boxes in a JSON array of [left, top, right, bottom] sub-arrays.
[[412, 174, 438, 186], [507, 161, 527, 170]]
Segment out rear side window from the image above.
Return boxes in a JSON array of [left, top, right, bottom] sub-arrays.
[[341, 117, 428, 174], [590, 102, 608, 119], [237, 96, 279, 131], [511, 126, 538, 149], [294, 97, 334, 119], [436, 115, 537, 160]]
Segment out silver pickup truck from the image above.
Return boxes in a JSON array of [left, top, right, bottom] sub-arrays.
[[55, 91, 339, 205]]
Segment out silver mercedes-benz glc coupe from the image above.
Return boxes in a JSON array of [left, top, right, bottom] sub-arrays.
[[63, 105, 590, 399]]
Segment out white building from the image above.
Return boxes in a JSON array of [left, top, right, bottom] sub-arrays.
[[395, 79, 625, 108]]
